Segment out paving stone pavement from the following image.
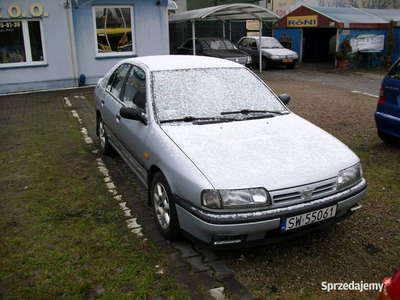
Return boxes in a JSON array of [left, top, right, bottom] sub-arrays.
[[61, 87, 254, 300]]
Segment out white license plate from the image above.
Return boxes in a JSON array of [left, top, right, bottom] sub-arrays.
[[281, 205, 337, 232]]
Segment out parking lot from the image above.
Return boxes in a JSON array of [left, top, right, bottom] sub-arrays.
[[1, 65, 399, 300]]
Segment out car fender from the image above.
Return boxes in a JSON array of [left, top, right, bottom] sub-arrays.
[[143, 123, 214, 206]]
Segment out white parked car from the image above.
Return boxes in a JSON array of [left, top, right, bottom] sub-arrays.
[[95, 55, 366, 248], [237, 36, 299, 70]]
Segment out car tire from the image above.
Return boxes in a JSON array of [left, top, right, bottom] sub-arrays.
[[151, 172, 181, 241], [262, 57, 270, 70], [378, 129, 394, 143], [98, 116, 114, 155], [287, 63, 296, 69]]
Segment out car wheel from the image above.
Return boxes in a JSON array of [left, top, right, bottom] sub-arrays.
[[287, 63, 296, 69], [262, 57, 270, 70], [378, 129, 394, 143], [98, 116, 114, 155], [151, 172, 181, 241]]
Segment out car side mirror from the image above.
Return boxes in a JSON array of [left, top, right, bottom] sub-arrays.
[[120, 107, 147, 125], [279, 94, 290, 105]]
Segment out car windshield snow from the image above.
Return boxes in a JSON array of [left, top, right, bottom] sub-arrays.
[[152, 67, 287, 123]]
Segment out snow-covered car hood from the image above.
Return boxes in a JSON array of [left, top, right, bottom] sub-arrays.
[[262, 48, 297, 57], [161, 113, 359, 191]]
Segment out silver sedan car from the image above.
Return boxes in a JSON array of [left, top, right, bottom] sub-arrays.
[[95, 55, 367, 248]]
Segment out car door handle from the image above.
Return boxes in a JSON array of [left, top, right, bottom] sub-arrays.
[[101, 100, 105, 105], [116, 115, 121, 122]]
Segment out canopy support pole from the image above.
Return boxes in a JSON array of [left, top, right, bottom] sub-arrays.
[[192, 20, 196, 55], [335, 28, 340, 67], [259, 20, 262, 73], [222, 21, 225, 38]]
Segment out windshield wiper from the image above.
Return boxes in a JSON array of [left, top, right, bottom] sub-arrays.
[[160, 116, 235, 124], [221, 109, 286, 115]]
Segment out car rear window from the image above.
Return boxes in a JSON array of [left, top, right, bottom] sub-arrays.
[[387, 59, 400, 79]]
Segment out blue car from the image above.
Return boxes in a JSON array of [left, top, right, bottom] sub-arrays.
[[375, 58, 400, 143]]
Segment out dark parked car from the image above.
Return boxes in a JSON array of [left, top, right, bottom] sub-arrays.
[[237, 36, 299, 70], [375, 57, 400, 143], [176, 37, 252, 68]]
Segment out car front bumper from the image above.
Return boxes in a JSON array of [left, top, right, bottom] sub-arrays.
[[269, 58, 299, 66], [375, 111, 400, 138], [174, 179, 367, 249]]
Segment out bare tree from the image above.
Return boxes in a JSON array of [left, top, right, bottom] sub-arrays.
[[347, 0, 394, 8]]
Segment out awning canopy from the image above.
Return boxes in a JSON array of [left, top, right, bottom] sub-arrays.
[[169, 4, 279, 72], [304, 6, 400, 24], [169, 3, 279, 23]]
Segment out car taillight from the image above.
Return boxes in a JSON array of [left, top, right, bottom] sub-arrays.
[[378, 85, 385, 104]]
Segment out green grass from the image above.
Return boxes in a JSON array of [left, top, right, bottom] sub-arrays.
[[0, 95, 189, 299]]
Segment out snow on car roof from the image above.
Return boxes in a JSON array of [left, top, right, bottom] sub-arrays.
[[246, 36, 276, 40], [120, 55, 244, 71]]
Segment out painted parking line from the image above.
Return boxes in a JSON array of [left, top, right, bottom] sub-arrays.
[[64, 96, 145, 240], [352, 90, 379, 98]]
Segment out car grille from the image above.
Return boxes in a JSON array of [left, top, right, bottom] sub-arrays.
[[270, 180, 336, 207], [225, 57, 247, 65]]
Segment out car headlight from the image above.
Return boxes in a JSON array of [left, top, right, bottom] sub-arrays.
[[289, 54, 298, 59], [202, 188, 271, 209], [271, 55, 279, 60], [247, 56, 252, 63], [337, 163, 362, 191]]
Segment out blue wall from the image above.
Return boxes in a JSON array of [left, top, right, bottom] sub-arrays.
[[273, 28, 301, 58], [274, 27, 400, 67], [0, 0, 170, 93], [72, 0, 170, 86], [0, 0, 76, 94]]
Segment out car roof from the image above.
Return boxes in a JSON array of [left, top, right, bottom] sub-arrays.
[[119, 55, 244, 72], [196, 37, 230, 40], [243, 36, 276, 40]]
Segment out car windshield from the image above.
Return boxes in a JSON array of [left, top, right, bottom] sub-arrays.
[[199, 39, 236, 50], [152, 68, 288, 123], [260, 38, 284, 49]]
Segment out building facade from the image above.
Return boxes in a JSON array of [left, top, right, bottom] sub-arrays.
[[0, 0, 170, 94]]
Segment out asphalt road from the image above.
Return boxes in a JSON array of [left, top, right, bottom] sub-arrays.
[[255, 65, 384, 98]]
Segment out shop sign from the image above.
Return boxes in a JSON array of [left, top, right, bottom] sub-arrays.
[[246, 20, 260, 31], [287, 15, 318, 27], [0, 4, 49, 19]]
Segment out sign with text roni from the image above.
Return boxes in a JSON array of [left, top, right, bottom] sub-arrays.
[[287, 15, 318, 27]]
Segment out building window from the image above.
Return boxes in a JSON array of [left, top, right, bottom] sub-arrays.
[[93, 5, 135, 57], [0, 19, 46, 67], [279, 34, 294, 50]]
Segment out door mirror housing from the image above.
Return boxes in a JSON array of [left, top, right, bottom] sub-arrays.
[[120, 107, 147, 125], [279, 94, 290, 105]]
